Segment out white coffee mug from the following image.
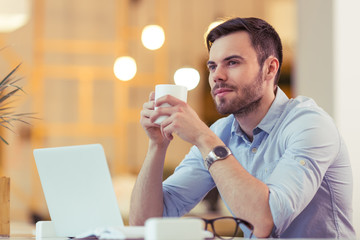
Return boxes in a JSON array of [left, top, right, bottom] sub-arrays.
[[154, 84, 188, 125]]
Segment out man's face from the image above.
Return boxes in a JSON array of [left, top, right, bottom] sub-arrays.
[[207, 31, 265, 116]]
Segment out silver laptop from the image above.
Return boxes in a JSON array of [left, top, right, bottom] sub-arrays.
[[34, 144, 125, 237]]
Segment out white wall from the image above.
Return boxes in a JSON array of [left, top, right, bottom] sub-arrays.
[[333, 0, 360, 234], [296, 0, 360, 235]]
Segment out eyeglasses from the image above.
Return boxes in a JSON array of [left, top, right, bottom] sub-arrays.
[[201, 216, 254, 239]]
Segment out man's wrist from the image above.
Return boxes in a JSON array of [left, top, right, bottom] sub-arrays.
[[204, 145, 232, 170], [149, 138, 170, 147], [195, 131, 223, 157]]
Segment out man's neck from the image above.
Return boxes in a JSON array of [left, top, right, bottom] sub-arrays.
[[234, 89, 276, 142]]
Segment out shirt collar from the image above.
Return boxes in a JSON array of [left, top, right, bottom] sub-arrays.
[[231, 116, 242, 136], [231, 87, 289, 136], [256, 87, 289, 134]]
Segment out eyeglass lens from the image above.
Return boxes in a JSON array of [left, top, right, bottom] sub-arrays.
[[203, 217, 243, 239]]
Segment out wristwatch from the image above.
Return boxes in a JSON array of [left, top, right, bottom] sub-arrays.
[[204, 146, 232, 170]]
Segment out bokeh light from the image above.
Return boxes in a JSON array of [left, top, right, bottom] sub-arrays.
[[0, 0, 30, 32], [113, 56, 137, 81], [141, 25, 165, 50], [174, 68, 200, 91], [206, 20, 224, 35]]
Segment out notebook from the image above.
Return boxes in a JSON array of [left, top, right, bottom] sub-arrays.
[[33, 144, 141, 238]]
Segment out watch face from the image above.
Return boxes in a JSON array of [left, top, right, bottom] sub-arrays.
[[213, 146, 229, 158]]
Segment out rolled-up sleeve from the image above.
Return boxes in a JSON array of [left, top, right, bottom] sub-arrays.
[[162, 146, 215, 217], [265, 109, 340, 235]]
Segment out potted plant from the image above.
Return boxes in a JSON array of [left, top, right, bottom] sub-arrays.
[[0, 63, 35, 144], [0, 62, 35, 237]]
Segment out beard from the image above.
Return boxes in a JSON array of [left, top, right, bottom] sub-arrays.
[[211, 71, 264, 117]]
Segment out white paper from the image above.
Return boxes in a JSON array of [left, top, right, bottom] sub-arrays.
[[76, 226, 145, 239]]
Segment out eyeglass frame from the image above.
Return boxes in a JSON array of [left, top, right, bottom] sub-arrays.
[[200, 216, 254, 239]]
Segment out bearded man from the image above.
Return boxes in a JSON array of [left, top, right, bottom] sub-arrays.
[[129, 17, 355, 239]]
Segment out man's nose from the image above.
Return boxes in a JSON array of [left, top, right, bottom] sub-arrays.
[[212, 66, 227, 83]]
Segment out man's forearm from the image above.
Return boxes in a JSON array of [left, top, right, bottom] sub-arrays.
[[129, 142, 168, 225], [209, 156, 274, 238], [195, 135, 274, 238]]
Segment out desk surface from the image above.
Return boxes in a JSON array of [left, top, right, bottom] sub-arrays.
[[1, 237, 240, 240], [4, 223, 220, 240]]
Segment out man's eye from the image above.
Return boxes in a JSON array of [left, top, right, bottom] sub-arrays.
[[208, 65, 216, 71], [228, 61, 238, 66]]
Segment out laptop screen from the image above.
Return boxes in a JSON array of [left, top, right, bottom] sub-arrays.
[[34, 144, 124, 237]]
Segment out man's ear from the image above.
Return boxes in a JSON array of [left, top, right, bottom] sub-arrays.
[[263, 56, 279, 82]]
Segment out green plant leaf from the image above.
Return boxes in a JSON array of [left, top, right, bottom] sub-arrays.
[[0, 135, 9, 145], [0, 62, 36, 144]]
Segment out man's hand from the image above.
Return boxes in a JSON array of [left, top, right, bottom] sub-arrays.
[[151, 94, 216, 149], [140, 92, 171, 147]]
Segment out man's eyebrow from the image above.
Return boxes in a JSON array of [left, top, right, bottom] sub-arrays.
[[224, 55, 244, 61], [207, 55, 244, 66]]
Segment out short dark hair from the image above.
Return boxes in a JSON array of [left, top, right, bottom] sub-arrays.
[[206, 17, 283, 85]]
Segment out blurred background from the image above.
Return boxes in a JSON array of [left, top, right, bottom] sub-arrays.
[[0, 0, 359, 236]]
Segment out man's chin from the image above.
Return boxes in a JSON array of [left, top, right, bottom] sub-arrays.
[[213, 98, 233, 114], [215, 104, 232, 115]]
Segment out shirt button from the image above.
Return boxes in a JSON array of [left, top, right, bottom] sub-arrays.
[[251, 148, 257, 154], [299, 160, 306, 166]]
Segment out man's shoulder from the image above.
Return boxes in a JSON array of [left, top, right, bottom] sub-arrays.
[[278, 95, 340, 142], [284, 95, 332, 121], [290, 95, 325, 110]]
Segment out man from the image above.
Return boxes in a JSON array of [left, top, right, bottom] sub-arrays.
[[129, 17, 355, 238]]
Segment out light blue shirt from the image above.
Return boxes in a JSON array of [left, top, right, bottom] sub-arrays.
[[162, 87, 356, 238]]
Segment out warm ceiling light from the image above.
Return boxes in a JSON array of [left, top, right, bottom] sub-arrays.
[[206, 20, 223, 34], [141, 25, 165, 50], [0, 0, 30, 32], [174, 68, 200, 91], [113, 56, 137, 81]]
